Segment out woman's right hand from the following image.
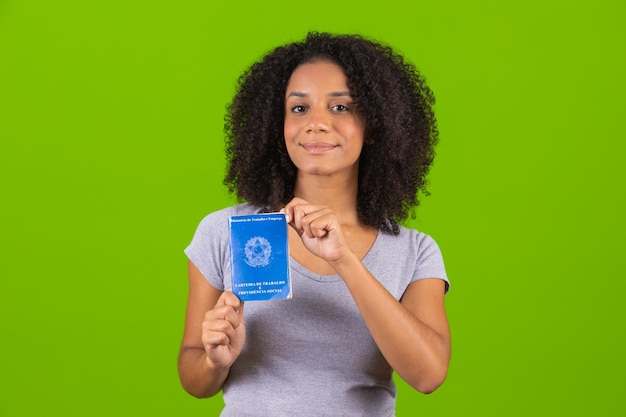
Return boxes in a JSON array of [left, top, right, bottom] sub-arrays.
[[202, 291, 246, 370]]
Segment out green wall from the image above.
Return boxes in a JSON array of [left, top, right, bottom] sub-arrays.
[[1, 0, 624, 415]]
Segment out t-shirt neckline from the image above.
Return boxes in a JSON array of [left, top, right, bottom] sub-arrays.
[[289, 231, 382, 282]]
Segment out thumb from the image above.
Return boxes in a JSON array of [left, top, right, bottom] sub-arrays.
[[223, 291, 244, 325], [216, 290, 241, 308]]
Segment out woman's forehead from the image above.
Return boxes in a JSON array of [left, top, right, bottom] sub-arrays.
[[286, 60, 349, 94]]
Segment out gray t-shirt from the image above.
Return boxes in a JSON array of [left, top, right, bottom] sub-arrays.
[[185, 203, 449, 417]]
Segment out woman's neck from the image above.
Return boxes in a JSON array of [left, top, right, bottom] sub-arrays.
[[293, 172, 360, 225]]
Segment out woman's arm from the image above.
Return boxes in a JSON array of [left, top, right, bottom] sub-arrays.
[[283, 198, 450, 393], [331, 254, 450, 393], [178, 261, 246, 398]]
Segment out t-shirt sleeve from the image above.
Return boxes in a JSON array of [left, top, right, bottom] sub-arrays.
[[412, 233, 450, 293], [184, 212, 231, 292]]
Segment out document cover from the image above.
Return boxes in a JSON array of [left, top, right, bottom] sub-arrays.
[[228, 213, 292, 301]]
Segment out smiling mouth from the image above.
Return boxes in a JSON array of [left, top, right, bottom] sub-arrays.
[[301, 143, 336, 153]]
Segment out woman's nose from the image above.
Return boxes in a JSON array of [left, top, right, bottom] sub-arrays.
[[306, 107, 329, 133]]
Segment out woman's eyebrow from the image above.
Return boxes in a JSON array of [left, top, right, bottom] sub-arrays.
[[286, 91, 352, 98], [286, 91, 308, 98], [327, 91, 351, 97]]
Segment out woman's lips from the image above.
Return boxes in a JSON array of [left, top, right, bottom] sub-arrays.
[[301, 142, 336, 153]]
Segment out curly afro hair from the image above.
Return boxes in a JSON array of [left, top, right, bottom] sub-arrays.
[[224, 32, 438, 234]]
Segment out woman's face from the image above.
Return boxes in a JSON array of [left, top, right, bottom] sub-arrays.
[[284, 60, 365, 179]]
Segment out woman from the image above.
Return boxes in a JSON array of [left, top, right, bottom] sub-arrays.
[[179, 32, 450, 416]]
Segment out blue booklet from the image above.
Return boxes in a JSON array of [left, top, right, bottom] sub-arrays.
[[228, 213, 292, 301]]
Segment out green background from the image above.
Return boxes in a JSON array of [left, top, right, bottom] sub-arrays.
[[1, 0, 624, 415]]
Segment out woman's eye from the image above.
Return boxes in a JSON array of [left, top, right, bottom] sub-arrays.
[[332, 104, 349, 112], [291, 105, 306, 113]]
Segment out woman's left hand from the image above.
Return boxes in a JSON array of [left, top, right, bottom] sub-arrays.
[[281, 197, 350, 263]]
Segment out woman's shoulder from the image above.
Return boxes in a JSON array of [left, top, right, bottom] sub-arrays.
[[383, 224, 440, 250], [199, 202, 262, 222], [389, 224, 448, 284], [365, 224, 448, 295], [378, 224, 445, 267], [193, 203, 263, 233]]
